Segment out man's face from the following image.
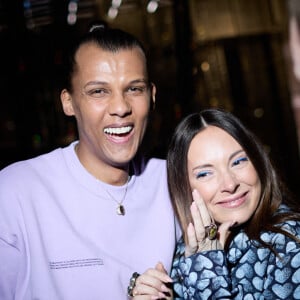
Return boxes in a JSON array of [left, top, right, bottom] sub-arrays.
[[61, 43, 155, 169]]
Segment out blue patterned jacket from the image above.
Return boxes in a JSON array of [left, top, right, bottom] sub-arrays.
[[171, 206, 300, 299]]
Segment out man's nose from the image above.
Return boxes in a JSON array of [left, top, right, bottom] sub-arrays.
[[108, 93, 132, 117]]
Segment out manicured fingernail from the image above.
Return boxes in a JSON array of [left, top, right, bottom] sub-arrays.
[[161, 284, 169, 292], [231, 221, 238, 227], [191, 201, 196, 211]]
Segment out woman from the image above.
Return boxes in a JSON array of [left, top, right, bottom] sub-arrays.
[[130, 108, 300, 299], [167, 108, 300, 299]]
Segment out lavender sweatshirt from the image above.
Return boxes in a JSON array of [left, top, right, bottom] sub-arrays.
[[0, 142, 180, 299]]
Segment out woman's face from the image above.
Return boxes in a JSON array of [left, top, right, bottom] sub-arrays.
[[187, 125, 261, 225]]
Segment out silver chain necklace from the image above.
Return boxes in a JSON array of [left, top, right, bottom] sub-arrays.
[[103, 177, 130, 216]]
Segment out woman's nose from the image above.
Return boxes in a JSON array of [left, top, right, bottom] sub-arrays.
[[221, 171, 239, 193]]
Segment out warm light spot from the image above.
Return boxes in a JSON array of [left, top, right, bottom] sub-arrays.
[[254, 108, 264, 118], [108, 7, 118, 19], [147, 0, 158, 13], [201, 61, 210, 72]]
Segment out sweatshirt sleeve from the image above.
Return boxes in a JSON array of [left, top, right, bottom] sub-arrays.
[[0, 167, 28, 300], [0, 230, 23, 299], [171, 238, 234, 300]]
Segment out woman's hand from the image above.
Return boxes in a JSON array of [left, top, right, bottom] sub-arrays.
[[185, 189, 234, 257], [131, 262, 173, 299]]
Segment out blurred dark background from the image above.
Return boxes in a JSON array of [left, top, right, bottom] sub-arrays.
[[1, 0, 300, 197]]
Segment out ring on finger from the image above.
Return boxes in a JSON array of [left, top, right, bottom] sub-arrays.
[[205, 223, 218, 240], [127, 272, 140, 297]]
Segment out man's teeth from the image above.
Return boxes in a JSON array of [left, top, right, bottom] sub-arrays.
[[104, 126, 132, 135]]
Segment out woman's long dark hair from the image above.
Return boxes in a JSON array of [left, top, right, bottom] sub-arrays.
[[167, 108, 300, 250]]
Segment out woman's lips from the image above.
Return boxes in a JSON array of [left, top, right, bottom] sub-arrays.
[[217, 192, 248, 208]]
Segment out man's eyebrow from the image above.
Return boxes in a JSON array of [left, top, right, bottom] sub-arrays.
[[129, 79, 149, 85], [84, 81, 108, 88], [84, 79, 149, 88]]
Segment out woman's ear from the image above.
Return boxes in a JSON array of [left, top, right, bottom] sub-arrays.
[[150, 83, 156, 111], [60, 89, 75, 116]]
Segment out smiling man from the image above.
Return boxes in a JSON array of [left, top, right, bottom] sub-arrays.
[[0, 23, 180, 300]]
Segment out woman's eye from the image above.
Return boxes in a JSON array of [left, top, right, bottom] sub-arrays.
[[195, 171, 211, 179], [232, 156, 248, 166]]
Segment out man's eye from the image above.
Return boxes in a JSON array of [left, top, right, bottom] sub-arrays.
[[232, 156, 248, 166], [86, 88, 106, 98], [128, 86, 147, 94]]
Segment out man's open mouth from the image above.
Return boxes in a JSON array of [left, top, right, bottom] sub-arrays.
[[103, 126, 133, 136]]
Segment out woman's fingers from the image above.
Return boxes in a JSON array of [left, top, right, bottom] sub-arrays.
[[218, 220, 235, 247], [143, 266, 172, 283], [186, 189, 234, 253], [192, 189, 212, 226], [186, 191, 212, 256], [133, 283, 167, 299], [155, 262, 167, 274], [132, 266, 173, 299], [191, 189, 215, 243], [190, 200, 205, 241], [185, 222, 198, 257]]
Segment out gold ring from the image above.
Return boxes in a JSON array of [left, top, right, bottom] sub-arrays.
[[205, 223, 218, 240]]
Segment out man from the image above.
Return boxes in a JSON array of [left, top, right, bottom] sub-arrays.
[[0, 23, 179, 299]]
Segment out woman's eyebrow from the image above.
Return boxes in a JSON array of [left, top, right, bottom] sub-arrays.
[[229, 149, 244, 161]]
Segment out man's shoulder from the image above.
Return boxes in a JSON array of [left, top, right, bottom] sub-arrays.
[[0, 145, 70, 182], [132, 155, 166, 175], [145, 157, 166, 168]]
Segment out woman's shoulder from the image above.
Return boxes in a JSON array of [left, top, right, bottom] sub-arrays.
[[275, 204, 300, 234], [260, 208, 300, 252]]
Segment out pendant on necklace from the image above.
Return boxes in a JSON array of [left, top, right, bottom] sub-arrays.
[[117, 204, 125, 216]]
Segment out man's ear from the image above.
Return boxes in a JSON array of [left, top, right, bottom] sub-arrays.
[[150, 83, 156, 111], [60, 89, 75, 116]]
